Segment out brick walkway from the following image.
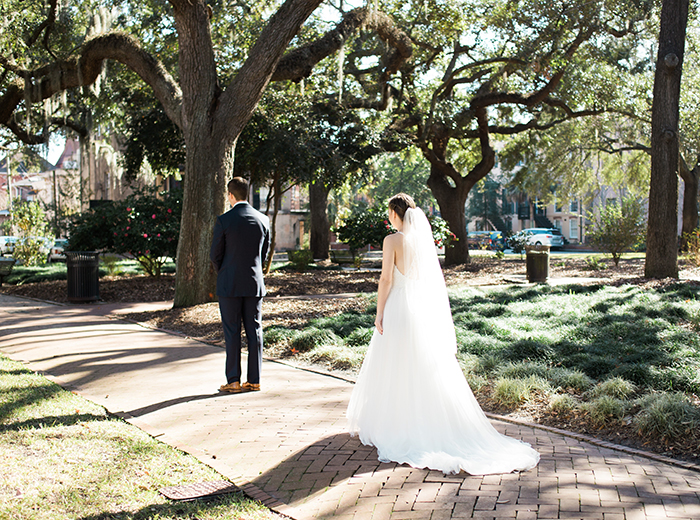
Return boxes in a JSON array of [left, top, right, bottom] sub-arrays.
[[1, 294, 699, 520]]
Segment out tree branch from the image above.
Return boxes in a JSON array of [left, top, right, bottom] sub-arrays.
[[0, 32, 183, 133], [271, 7, 412, 82]]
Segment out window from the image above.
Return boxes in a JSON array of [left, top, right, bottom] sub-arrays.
[[570, 200, 579, 213], [555, 201, 563, 213]]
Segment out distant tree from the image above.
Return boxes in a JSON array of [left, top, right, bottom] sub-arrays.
[[588, 197, 646, 266], [10, 200, 53, 266], [467, 177, 510, 232]]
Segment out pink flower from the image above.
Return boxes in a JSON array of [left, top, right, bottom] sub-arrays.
[[113, 232, 117, 236], [167, 208, 172, 213], [152, 214, 156, 219], [143, 233, 148, 238], [157, 233, 161, 237], [126, 207, 131, 212], [126, 226, 130, 230]]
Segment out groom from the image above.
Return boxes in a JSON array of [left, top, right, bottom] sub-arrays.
[[210, 177, 271, 393]]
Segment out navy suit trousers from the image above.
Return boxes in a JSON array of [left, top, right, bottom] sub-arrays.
[[218, 296, 263, 384]]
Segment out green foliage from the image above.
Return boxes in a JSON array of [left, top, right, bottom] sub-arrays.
[[634, 392, 700, 440], [587, 197, 647, 266], [290, 328, 341, 353], [584, 256, 608, 271], [682, 228, 700, 267], [68, 190, 182, 277], [333, 206, 393, 252], [10, 200, 53, 266], [584, 395, 626, 426], [549, 394, 580, 414], [287, 249, 314, 271], [428, 214, 459, 249], [333, 206, 458, 252], [492, 376, 552, 407], [589, 377, 638, 399]]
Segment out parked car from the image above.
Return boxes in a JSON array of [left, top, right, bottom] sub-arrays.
[[467, 230, 506, 251], [47, 238, 69, 262], [510, 228, 565, 249], [0, 236, 17, 256]]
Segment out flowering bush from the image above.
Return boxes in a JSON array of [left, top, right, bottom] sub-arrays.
[[333, 206, 393, 252], [68, 188, 182, 277], [112, 189, 182, 277], [427, 215, 458, 249], [334, 206, 458, 251]]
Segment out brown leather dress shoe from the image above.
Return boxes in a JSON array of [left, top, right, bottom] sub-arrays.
[[219, 382, 243, 393], [241, 382, 260, 391]]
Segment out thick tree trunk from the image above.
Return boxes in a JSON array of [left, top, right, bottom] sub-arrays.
[[172, 0, 228, 308], [427, 161, 470, 265], [679, 159, 699, 248], [645, 0, 688, 279], [309, 180, 330, 259], [174, 135, 231, 307]]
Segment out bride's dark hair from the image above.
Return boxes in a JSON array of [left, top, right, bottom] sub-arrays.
[[388, 193, 416, 221]]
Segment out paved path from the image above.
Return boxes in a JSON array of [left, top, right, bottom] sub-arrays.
[[1, 294, 700, 520]]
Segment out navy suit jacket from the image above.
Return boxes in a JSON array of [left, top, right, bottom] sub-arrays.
[[210, 202, 271, 298]]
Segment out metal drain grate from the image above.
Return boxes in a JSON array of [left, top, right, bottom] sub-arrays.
[[159, 480, 239, 501]]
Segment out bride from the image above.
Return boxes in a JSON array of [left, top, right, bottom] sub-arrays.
[[347, 193, 540, 475]]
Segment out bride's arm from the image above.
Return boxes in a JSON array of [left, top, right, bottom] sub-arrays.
[[375, 234, 396, 335]]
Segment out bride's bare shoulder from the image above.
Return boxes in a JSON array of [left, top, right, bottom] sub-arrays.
[[383, 232, 403, 246]]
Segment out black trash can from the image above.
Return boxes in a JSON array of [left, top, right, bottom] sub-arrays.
[[66, 252, 100, 302], [525, 245, 550, 283]]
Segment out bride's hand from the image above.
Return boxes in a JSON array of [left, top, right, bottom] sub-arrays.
[[375, 315, 383, 335]]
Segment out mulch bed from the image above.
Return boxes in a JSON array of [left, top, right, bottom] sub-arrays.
[[3, 255, 700, 466]]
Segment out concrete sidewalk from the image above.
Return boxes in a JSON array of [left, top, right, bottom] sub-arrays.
[[1, 294, 700, 520]]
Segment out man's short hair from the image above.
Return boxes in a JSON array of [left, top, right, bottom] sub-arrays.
[[228, 177, 249, 201]]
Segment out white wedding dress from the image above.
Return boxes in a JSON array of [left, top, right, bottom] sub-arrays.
[[347, 208, 540, 475]]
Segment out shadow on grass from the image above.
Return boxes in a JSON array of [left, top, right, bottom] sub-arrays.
[[75, 491, 256, 520], [451, 283, 700, 393], [0, 412, 110, 432]]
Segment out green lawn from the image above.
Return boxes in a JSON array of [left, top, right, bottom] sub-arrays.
[[0, 355, 276, 520], [266, 282, 700, 441]]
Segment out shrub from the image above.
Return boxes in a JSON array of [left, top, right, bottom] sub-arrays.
[[68, 188, 182, 277], [634, 392, 700, 440], [290, 328, 341, 353], [10, 200, 53, 266], [590, 377, 637, 399], [287, 249, 314, 271], [333, 206, 393, 252], [584, 395, 626, 426], [587, 197, 646, 266]]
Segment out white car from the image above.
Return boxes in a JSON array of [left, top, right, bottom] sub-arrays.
[[512, 228, 565, 249], [47, 238, 69, 262], [0, 236, 17, 256]]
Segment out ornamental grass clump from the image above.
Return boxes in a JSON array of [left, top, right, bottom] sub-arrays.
[[493, 376, 552, 407], [634, 392, 700, 440], [583, 395, 627, 426], [290, 328, 342, 353], [549, 394, 580, 414], [589, 376, 638, 399]]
